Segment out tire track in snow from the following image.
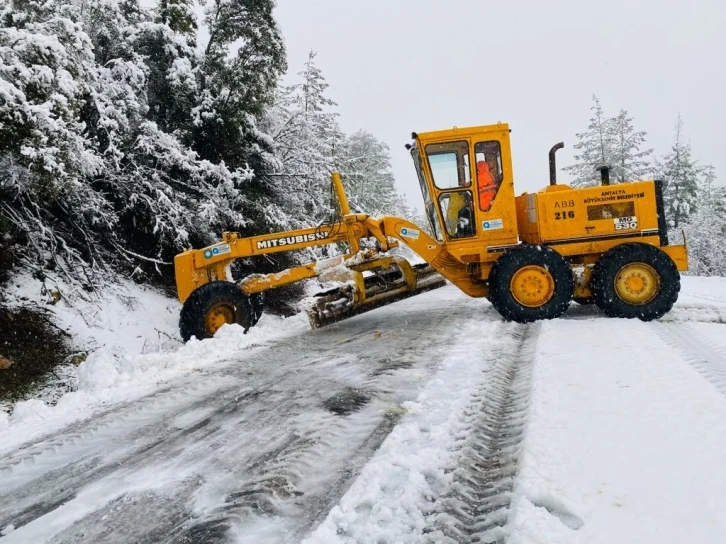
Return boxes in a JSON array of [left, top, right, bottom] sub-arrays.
[[651, 322, 726, 399], [661, 306, 726, 324], [0, 376, 239, 478], [424, 323, 539, 544], [565, 304, 726, 325], [0, 379, 261, 533], [680, 292, 726, 305]]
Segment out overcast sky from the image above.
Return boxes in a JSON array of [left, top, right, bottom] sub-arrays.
[[273, 0, 725, 206]]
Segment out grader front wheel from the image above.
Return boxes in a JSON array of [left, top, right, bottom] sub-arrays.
[[488, 245, 573, 323], [179, 281, 262, 342]]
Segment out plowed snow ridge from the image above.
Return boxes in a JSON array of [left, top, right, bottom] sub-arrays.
[[424, 324, 538, 543]]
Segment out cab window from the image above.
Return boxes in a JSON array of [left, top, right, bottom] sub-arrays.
[[426, 141, 471, 189], [474, 141, 503, 212], [439, 190, 475, 238], [411, 148, 431, 205], [426, 202, 444, 242]]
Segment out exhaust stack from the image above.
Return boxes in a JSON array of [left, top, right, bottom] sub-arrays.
[[549, 142, 565, 186], [599, 166, 611, 186]]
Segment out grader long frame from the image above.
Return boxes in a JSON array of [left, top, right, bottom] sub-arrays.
[[174, 122, 688, 341]]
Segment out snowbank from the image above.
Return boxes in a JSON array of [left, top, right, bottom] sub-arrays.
[[4, 274, 183, 357], [1, 275, 310, 452]]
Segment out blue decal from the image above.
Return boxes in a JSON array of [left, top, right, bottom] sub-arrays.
[[212, 247, 220, 255], [483, 222, 490, 229], [401, 228, 409, 235], [203, 249, 213, 259]]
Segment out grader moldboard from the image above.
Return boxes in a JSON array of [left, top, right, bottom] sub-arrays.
[[174, 122, 688, 341]]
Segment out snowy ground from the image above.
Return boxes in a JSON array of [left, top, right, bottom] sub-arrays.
[[1, 277, 726, 543], [0, 274, 184, 412]]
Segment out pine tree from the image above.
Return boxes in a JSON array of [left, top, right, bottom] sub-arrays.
[[0, 0, 286, 289], [78, 1, 150, 164], [701, 165, 719, 210], [657, 115, 701, 228], [194, 0, 286, 172], [260, 51, 343, 230], [0, 1, 103, 182], [292, 51, 345, 223], [72, 0, 233, 263], [297, 50, 344, 161], [610, 109, 652, 182], [0, 0, 111, 283], [157, 0, 196, 36], [563, 96, 614, 187], [564, 95, 652, 187], [131, 6, 199, 136], [682, 167, 726, 276], [1, 0, 412, 296], [82, 0, 282, 264], [339, 130, 404, 217]]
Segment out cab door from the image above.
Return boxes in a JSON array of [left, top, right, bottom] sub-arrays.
[[422, 139, 477, 242], [468, 131, 519, 251], [418, 128, 519, 255]]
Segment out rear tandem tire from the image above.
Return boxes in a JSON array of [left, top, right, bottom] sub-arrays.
[[590, 243, 680, 321], [488, 245, 574, 323], [179, 281, 261, 342]]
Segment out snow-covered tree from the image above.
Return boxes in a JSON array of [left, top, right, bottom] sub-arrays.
[[681, 168, 726, 276], [654, 117, 724, 275], [0, 0, 111, 283], [564, 95, 652, 187], [1, 0, 406, 298], [194, 0, 286, 172], [0, 0, 287, 289], [610, 109, 652, 183], [103, 121, 252, 261], [128, 20, 198, 137], [339, 130, 406, 217], [261, 51, 344, 230], [657, 115, 702, 229], [70, 0, 249, 263], [700, 165, 719, 209], [157, 0, 196, 36], [563, 96, 614, 187], [0, 2, 103, 183]]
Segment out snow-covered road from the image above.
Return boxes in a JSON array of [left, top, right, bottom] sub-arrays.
[[2, 279, 726, 543]]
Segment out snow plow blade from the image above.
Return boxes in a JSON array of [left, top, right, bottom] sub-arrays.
[[307, 263, 446, 328]]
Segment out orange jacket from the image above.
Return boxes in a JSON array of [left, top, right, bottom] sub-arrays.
[[477, 161, 498, 211]]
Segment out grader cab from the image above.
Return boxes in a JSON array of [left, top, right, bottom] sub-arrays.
[[174, 122, 687, 341]]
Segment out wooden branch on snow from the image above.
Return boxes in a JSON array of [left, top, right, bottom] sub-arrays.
[[111, 242, 172, 266]]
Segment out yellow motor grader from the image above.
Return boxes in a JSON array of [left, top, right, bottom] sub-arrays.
[[174, 122, 688, 341]]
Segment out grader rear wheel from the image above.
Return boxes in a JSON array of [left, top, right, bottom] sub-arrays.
[[590, 243, 680, 320], [488, 245, 573, 323], [179, 281, 260, 342]]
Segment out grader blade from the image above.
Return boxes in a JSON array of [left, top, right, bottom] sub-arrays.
[[307, 263, 446, 328]]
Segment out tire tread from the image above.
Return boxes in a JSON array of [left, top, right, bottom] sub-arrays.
[[179, 281, 259, 342], [590, 243, 680, 320], [488, 245, 574, 323]]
